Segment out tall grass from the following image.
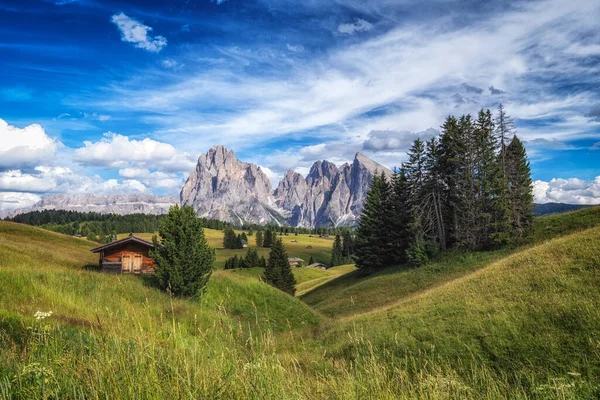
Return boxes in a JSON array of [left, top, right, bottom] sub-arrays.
[[2, 212, 600, 398]]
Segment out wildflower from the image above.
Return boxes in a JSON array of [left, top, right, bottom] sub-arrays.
[[34, 311, 53, 321]]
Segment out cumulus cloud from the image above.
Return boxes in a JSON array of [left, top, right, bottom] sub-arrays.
[[533, 177, 600, 205], [362, 128, 438, 152], [118, 167, 183, 190], [0, 166, 149, 195], [337, 18, 373, 35], [0, 192, 41, 212], [0, 118, 59, 171], [73, 132, 195, 172], [110, 13, 167, 53]]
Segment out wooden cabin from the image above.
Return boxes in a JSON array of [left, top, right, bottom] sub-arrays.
[[91, 236, 156, 274]]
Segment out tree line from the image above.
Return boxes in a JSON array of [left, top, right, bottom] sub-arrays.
[[355, 104, 533, 274], [7, 209, 232, 243]]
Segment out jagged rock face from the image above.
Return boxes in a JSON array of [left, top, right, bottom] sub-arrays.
[[181, 145, 392, 227], [180, 145, 280, 225], [9, 194, 178, 216]]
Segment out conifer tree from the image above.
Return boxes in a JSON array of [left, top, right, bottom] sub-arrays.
[[506, 136, 533, 238], [354, 173, 392, 274], [308, 255, 315, 265], [151, 205, 215, 298], [263, 237, 296, 295], [341, 230, 354, 263], [388, 168, 411, 263], [263, 230, 272, 248], [255, 230, 264, 247], [495, 103, 515, 178], [244, 247, 260, 268], [330, 235, 344, 267], [473, 109, 498, 248]]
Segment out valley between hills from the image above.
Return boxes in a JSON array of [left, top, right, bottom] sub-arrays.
[[1, 206, 600, 398]]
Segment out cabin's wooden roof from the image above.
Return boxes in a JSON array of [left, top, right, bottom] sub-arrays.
[[90, 236, 154, 253], [308, 263, 329, 269]]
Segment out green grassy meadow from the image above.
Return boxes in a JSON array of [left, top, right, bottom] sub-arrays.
[[1, 206, 600, 398], [118, 229, 334, 269]]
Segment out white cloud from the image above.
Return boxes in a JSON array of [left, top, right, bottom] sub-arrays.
[[118, 167, 183, 190], [0, 192, 41, 212], [162, 58, 184, 70], [110, 13, 167, 53], [0, 118, 59, 171], [286, 44, 305, 53], [73, 132, 195, 172], [533, 177, 600, 205], [362, 128, 438, 152], [337, 18, 373, 35], [0, 166, 149, 195]]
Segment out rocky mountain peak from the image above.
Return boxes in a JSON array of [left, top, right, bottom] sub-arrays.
[[179, 145, 393, 227]]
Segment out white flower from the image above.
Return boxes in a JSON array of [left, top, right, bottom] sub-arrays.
[[34, 311, 53, 321]]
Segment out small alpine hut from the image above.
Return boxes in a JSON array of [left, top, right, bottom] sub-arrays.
[[91, 236, 156, 274]]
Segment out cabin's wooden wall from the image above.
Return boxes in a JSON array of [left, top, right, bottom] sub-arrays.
[[102, 242, 155, 273]]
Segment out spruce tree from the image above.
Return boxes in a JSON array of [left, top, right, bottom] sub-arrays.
[[244, 247, 260, 268], [494, 103, 515, 178], [354, 173, 392, 274], [151, 205, 215, 298], [263, 230, 272, 248], [255, 230, 264, 247], [330, 235, 344, 267], [506, 136, 533, 238], [263, 237, 296, 295], [388, 168, 411, 263], [308, 255, 315, 265], [341, 231, 354, 263]]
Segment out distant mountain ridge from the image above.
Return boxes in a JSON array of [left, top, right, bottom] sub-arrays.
[[181, 145, 392, 227], [2, 194, 178, 218], [533, 202, 595, 216]]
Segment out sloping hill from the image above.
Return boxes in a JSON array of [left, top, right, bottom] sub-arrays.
[[302, 206, 600, 318], [325, 225, 600, 396], [0, 221, 320, 335]]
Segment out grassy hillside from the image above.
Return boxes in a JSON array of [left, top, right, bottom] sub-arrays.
[[325, 225, 600, 397], [2, 207, 600, 398], [119, 229, 334, 268], [302, 206, 600, 318]]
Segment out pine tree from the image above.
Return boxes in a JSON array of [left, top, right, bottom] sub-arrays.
[[330, 235, 344, 266], [263, 237, 296, 295], [248, 228, 254, 236], [151, 205, 215, 298], [438, 115, 461, 246], [388, 168, 411, 263], [506, 136, 533, 239], [308, 255, 315, 265], [244, 247, 260, 268], [354, 173, 392, 274], [341, 230, 354, 263], [240, 232, 248, 243], [495, 103, 515, 178], [255, 230, 264, 247], [260, 255, 267, 268], [473, 109, 498, 248], [263, 230, 272, 248]]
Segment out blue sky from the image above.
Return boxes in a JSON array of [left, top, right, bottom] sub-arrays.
[[0, 0, 599, 210]]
